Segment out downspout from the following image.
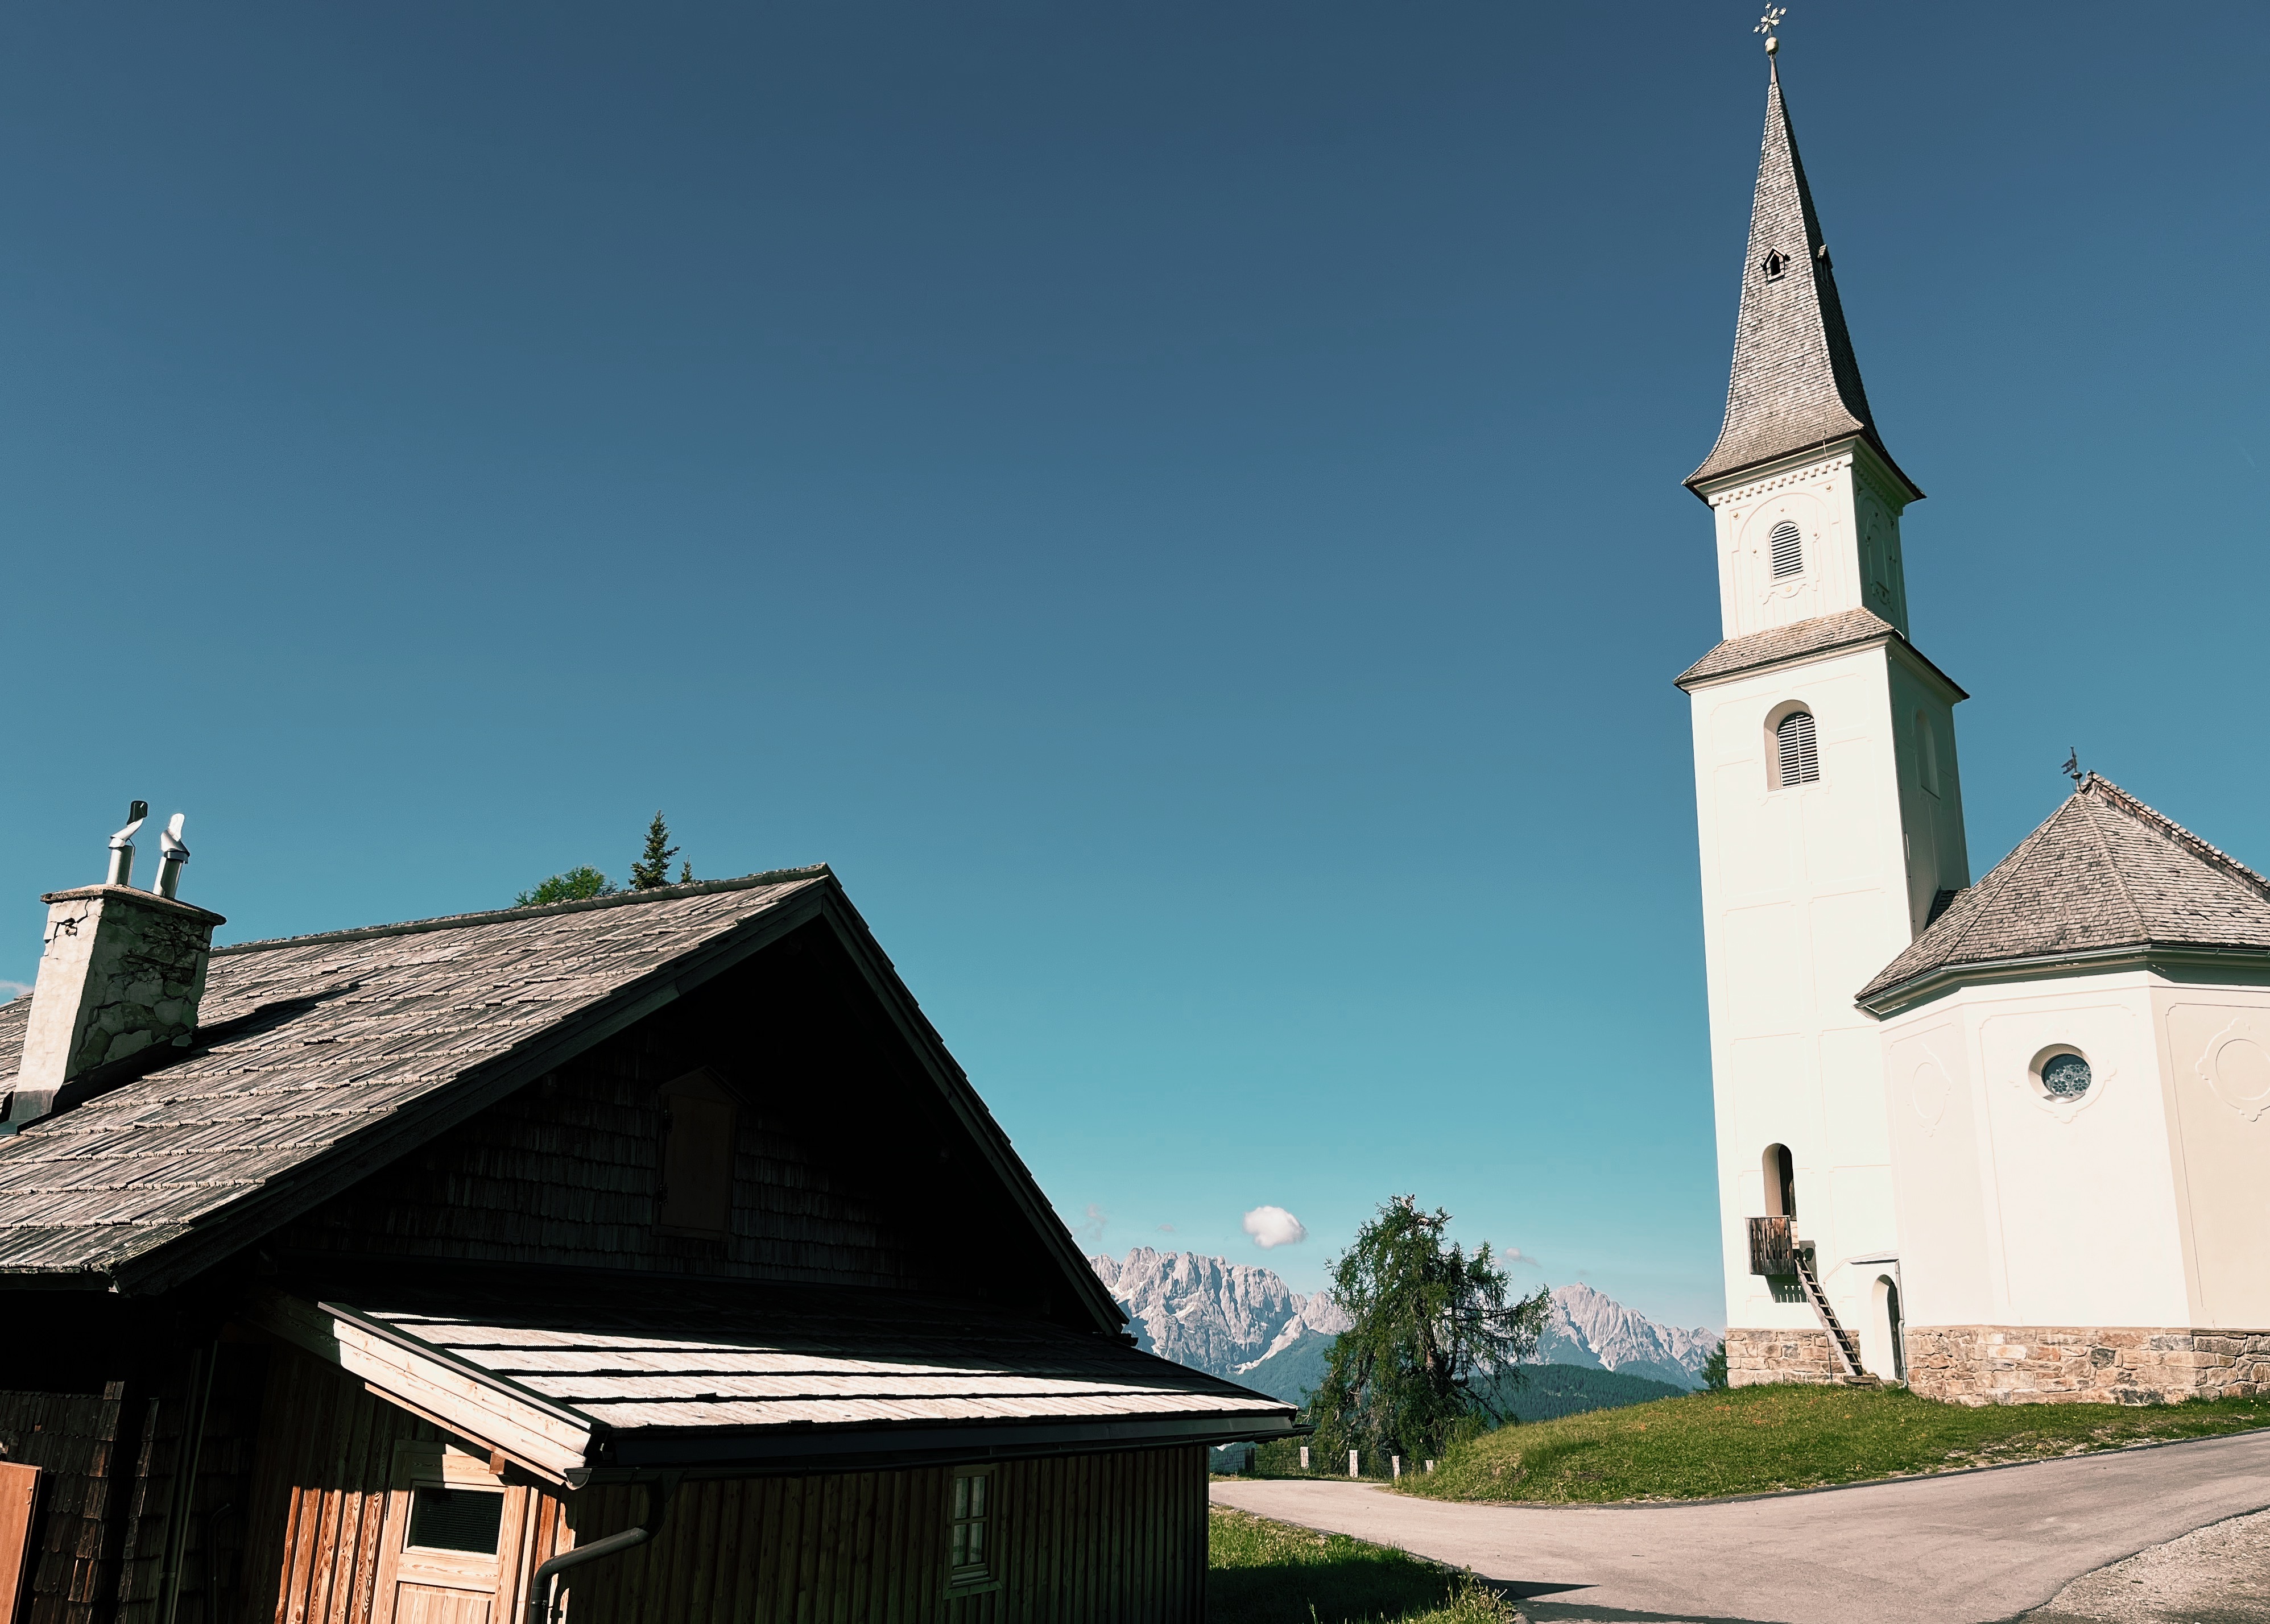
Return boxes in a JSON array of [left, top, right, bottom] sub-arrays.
[[524, 1474, 677, 1624], [154, 1343, 219, 1624]]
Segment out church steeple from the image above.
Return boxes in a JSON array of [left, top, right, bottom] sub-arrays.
[[1688, 58, 1917, 498]]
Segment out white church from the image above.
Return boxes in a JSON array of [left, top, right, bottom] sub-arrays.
[[1682, 42, 2270, 1403]]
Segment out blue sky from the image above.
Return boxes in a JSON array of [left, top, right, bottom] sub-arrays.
[[2, 3, 2264, 1331]]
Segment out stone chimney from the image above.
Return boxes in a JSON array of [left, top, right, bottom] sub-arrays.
[[2, 809, 225, 1132]]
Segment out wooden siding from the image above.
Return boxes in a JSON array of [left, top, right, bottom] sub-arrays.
[[0, 1387, 129, 1624], [113, 1347, 268, 1624], [240, 1352, 1205, 1624], [569, 1446, 1207, 1624], [237, 1350, 431, 1624], [238, 1352, 569, 1624], [268, 955, 949, 1292]]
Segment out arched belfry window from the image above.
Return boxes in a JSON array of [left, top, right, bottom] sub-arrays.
[[1762, 248, 1788, 281], [1775, 710, 1820, 788], [1769, 521, 1803, 579]]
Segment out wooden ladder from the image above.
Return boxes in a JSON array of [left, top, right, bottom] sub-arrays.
[[1793, 1248, 1873, 1383]]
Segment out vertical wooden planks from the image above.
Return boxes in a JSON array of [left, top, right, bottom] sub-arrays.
[[242, 1443, 1211, 1624]]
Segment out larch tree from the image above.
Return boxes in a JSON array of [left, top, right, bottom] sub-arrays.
[[1306, 1194, 1549, 1468]]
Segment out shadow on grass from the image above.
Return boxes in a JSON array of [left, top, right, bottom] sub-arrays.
[[1208, 1555, 1468, 1624]]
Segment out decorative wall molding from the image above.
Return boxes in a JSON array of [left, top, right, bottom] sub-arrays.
[[2193, 1013, 2270, 1123], [1908, 1046, 1955, 1137], [1707, 452, 1857, 510]]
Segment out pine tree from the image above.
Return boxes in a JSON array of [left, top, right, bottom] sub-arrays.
[[629, 811, 680, 890], [1305, 1195, 1549, 1468], [1702, 1340, 1730, 1391]]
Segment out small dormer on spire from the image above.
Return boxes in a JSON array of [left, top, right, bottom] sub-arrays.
[[1688, 48, 1918, 499]]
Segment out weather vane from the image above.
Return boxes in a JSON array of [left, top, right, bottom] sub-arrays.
[[2062, 748, 2083, 784], [1756, 6, 1787, 53]]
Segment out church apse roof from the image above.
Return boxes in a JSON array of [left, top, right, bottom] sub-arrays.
[[1857, 774, 2270, 1010], [1688, 60, 1916, 497]]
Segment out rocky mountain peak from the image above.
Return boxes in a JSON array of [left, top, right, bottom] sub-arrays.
[[1089, 1247, 1349, 1374], [1089, 1250, 1716, 1391]]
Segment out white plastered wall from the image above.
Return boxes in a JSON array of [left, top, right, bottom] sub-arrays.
[[2156, 973, 2270, 1327], [1879, 971, 2230, 1332], [1692, 643, 1918, 1341]]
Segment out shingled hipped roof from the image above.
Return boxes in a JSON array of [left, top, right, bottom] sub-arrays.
[[0, 871, 1115, 1330], [1858, 775, 2270, 1009], [1688, 61, 1916, 497]]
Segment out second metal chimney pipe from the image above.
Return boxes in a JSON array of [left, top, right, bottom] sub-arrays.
[[154, 814, 190, 900]]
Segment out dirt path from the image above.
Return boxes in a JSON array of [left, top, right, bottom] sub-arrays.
[[1209, 1429, 2270, 1623]]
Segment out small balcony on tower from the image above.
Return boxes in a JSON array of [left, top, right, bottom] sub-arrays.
[[1747, 1213, 1798, 1277]]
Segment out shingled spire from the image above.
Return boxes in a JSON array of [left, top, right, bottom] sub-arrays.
[[1688, 57, 1916, 496]]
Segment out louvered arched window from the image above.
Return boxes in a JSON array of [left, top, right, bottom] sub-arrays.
[[1775, 710, 1820, 788], [1769, 521, 1803, 579]]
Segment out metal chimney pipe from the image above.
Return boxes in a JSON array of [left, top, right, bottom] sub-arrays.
[[154, 814, 190, 901], [106, 801, 150, 888]]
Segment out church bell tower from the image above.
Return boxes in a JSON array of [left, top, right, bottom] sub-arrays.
[[1678, 37, 1973, 1383]]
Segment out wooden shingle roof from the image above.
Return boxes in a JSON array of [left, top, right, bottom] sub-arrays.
[[0, 872, 833, 1285], [0, 870, 1113, 1328], [1857, 775, 2270, 1010]]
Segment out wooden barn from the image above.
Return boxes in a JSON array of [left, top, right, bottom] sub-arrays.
[[0, 842, 1295, 1624]]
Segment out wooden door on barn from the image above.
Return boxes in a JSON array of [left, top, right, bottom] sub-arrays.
[[371, 1441, 534, 1624]]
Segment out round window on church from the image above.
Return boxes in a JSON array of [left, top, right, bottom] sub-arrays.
[[2032, 1047, 2093, 1101]]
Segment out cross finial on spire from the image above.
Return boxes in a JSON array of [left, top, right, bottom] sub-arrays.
[[1756, 6, 1787, 54]]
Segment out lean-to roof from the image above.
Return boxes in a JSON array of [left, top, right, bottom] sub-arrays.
[[258, 1279, 1297, 1478]]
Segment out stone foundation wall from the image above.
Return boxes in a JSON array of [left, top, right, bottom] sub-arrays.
[[1903, 1327, 2270, 1406], [1725, 1327, 1842, 1387]]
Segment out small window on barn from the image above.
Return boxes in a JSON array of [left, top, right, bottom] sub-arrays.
[[657, 1068, 739, 1237], [407, 1486, 503, 1554], [1774, 710, 1820, 789], [949, 1467, 992, 1586]]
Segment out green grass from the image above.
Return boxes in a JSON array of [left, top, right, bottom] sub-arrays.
[[1404, 1382, 2270, 1503], [1208, 1507, 1518, 1624]]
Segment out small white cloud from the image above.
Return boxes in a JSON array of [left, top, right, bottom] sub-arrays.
[[1500, 1245, 1542, 1271], [1157, 1222, 1176, 1233], [0, 981, 29, 1002], [1243, 1205, 1308, 1250]]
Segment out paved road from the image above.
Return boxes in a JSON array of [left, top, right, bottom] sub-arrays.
[[1210, 1430, 2270, 1624]]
